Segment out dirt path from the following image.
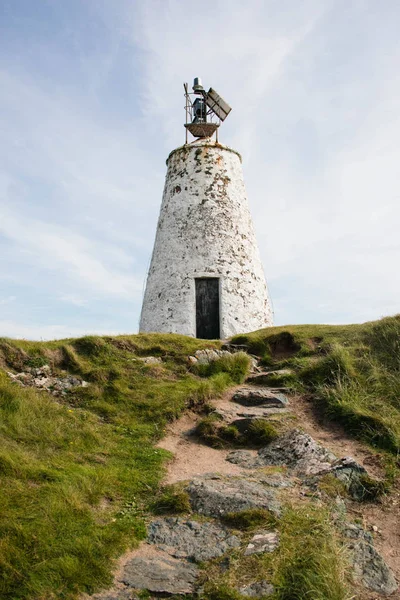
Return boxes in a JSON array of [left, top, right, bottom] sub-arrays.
[[158, 388, 384, 484], [157, 405, 257, 484], [86, 378, 399, 599], [157, 387, 400, 587]]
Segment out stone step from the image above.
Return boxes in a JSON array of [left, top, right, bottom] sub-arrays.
[[232, 386, 289, 408], [187, 473, 281, 517], [148, 517, 240, 562], [213, 405, 289, 424], [122, 547, 198, 595], [228, 417, 280, 434], [246, 369, 293, 387]]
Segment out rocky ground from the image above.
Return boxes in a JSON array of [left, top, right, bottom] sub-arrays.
[[80, 359, 399, 600], [6, 364, 89, 396]]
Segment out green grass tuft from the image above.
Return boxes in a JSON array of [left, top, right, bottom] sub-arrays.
[[202, 583, 243, 600], [300, 344, 356, 387], [272, 506, 350, 600], [195, 413, 227, 448], [150, 485, 191, 515], [247, 419, 279, 446], [356, 474, 390, 502], [317, 474, 349, 499], [195, 351, 251, 384], [221, 508, 277, 530], [367, 315, 400, 372], [196, 415, 279, 449], [200, 505, 350, 600]]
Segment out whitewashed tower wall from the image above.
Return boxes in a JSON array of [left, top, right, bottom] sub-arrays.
[[139, 139, 273, 338]]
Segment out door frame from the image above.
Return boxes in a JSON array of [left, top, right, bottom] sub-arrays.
[[193, 275, 222, 339]]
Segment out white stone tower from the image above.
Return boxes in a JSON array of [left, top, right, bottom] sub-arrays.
[[139, 79, 273, 339]]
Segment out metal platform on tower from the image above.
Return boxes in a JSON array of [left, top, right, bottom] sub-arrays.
[[184, 122, 219, 139], [184, 77, 231, 143]]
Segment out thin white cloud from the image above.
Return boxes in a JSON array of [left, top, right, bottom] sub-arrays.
[[0, 203, 141, 297], [59, 294, 88, 307], [0, 296, 16, 306]]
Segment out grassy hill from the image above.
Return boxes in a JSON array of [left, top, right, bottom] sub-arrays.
[[0, 316, 399, 599], [0, 334, 251, 599], [232, 315, 400, 456]]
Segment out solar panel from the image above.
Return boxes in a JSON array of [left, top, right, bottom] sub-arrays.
[[205, 88, 232, 122]]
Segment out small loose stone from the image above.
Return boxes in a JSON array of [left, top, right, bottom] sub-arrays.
[[244, 531, 279, 556]]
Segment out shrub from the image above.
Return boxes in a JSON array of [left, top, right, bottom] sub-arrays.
[[26, 355, 48, 368]]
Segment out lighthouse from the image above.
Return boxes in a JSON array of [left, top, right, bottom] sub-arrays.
[[139, 78, 273, 339]]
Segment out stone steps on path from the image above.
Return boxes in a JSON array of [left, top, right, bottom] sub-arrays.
[[209, 375, 291, 429], [90, 459, 398, 599], [91, 473, 283, 599], [213, 401, 289, 425], [88, 367, 398, 600], [232, 386, 289, 409], [246, 369, 293, 387]]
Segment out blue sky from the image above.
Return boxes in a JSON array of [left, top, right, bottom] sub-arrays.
[[1, 0, 399, 339]]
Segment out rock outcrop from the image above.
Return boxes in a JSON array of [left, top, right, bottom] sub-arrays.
[[87, 379, 398, 600], [122, 548, 198, 595], [187, 474, 281, 517], [344, 523, 398, 596], [232, 386, 289, 408], [147, 517, 240, 561], [7, 365, 88, 396]]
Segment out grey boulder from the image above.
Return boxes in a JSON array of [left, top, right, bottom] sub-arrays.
[[344, 523, 398, 596], [311, 456, 369, 499], [187, 474, 281, 517], [122, 547, 198, 595], [190, 349, 233, 365], [232, 387, 289, 408], [147, 517, 240, 562], [90, 591, 135, 600], [257, 429, 336, 475], [227, 449, 263, 469]]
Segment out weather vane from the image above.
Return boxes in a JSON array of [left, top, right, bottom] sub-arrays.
[[184, 77, 232, 143]]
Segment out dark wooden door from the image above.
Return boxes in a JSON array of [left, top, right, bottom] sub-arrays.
[[195, 278, 220, 339]]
